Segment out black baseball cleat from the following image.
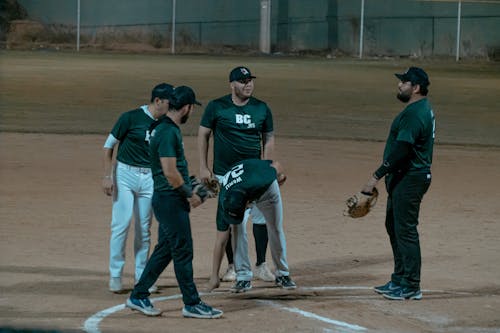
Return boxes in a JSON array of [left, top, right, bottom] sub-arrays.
[[126, 297, 162, 316], [374, 281, 400, 294], [230, 280, 252, 293], [182, 301, 223, 319], [383, 286, 422, 300], [275, 275, 297, 290]]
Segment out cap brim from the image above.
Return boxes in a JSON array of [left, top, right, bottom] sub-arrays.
[[395, 73, 410, 82], [194, 100, 202, 106]]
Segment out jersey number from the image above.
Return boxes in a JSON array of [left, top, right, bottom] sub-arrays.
[[221, 164, 244, 186]]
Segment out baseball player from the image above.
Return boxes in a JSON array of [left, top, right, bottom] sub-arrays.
[[362, 67, 435, 300], [198, 66, 276, 290], [102, 83, 173, 293], [219, 158, 296, 292], [126, 86, 223, 319]]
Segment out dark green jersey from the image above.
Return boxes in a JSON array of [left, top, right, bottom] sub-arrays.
[[200, 94, 274, 175], [111, 108, 155, 167], [383, 98, 435, 173], [219, 159, 277, 202], [149, 117, 190, 192]]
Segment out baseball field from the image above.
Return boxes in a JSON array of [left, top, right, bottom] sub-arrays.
[[1, 51, 499, 333]]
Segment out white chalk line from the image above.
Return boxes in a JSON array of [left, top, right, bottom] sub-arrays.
[[82, 286, 370, 333], [257, 299, 366, 332], [82, 285, 474, 333]]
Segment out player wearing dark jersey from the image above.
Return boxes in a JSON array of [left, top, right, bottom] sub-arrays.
[[362, 67, 435, 301], [198, 66, 276, 291], [102, 83, 173, 293], [126, 86, 223, 319], [219, 159, 296, 292]]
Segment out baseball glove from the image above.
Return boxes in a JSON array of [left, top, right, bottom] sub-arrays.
[[344, 187, 379, 218], [189, 176, 219, 203]]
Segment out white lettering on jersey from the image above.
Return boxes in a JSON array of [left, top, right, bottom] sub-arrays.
[[221, 163, 244, 189], [235, 114, 256, 128]]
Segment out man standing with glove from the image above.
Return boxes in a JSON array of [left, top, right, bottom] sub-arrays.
[[126, 86, 223, 319], [362, 67, 435, 301]]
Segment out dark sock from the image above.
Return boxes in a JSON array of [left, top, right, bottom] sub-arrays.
[[253, 224, 268, 266], [225, 230, 233, 265]]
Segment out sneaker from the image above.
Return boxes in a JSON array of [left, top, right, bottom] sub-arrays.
[[126, 297, 162, 316], [148, 285, 159, 293], [253, 262, 275, 282], [109, 277, 123, 293], [383, 286, 423, 301], [221, 264, 236, 282], [182, 301, 223, 319], [275, 275, 297, 290], [230, 280, 252, 293], [374, 281, 400, 294]]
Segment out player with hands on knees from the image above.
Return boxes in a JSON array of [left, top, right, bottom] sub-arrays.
[[209, 158, 296, 293]]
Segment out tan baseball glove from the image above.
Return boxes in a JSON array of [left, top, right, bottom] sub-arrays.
[[344, 187, 379, 218], [189, 176, 219, 202]]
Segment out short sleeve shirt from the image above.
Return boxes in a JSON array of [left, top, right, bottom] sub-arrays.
[[110, 108, 155, 167], [149, 117, 190, 192], [383, 98, 435, 172], [219, 159, 277, 203], [200, 95, 274, 175]]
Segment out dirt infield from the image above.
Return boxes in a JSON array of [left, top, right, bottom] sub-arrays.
[[1, 51, 500, 332]]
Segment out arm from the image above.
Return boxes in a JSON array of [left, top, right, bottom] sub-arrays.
[[102, 134, 119, 196], [161, 157, 202, 208], [362, 140, 412, 193], [198, 125, 213, 181], [262, 131, 275, 160]]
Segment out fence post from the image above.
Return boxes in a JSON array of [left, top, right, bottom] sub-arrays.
[[456, 0, 462, 61], [359, 0, 365, 59], [76, 0, 80, 51], [260, 0, 271, 54], [171, 0, 176, 54]]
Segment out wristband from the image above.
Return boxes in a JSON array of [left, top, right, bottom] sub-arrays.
[[176, 183, 193, 198]]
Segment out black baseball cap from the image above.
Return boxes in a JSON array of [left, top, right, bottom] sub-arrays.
[[151, 83, 174, 100], [395, 67, 430, 87], [229, 66, 256, 82], [169, 85, 202, 109], [222, 188, 248, 225]]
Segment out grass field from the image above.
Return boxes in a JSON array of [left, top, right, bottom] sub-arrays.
[[1, 50, 499, 145]]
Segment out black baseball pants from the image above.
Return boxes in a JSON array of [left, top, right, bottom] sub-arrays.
[[132, 191, 200, 306], [385, 172, 431, 290]]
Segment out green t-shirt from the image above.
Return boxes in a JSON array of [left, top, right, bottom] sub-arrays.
[[200, 94, 274, 175], [219, 159, 277, 202], [383, 98, 435, 173], [149, 117, 190, 192], [111, 108, 155, 167]]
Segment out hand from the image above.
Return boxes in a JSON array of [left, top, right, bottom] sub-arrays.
[[188, 194, 202, 208], [199, 167, 212, 183], [361, 175, 379, 194], [277, 173, 287, 186], [102, 176, 113, 196]]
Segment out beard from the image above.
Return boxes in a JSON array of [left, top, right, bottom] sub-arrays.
[[397, 91, 411, 103]]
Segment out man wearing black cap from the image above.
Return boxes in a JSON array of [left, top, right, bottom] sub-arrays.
[[219, 158, 296, 292], [198, 66, 277, 291], [126, 86, 223, 319], [361, 67, 435, 300], [102, 83, 173, 294]]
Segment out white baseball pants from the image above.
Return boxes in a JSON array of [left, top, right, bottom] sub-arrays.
[[109, 161, 153, 281]]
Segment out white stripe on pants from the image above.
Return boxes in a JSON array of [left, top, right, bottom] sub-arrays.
[[109, 162, 153, 282], [233, 180, 290, 281]]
